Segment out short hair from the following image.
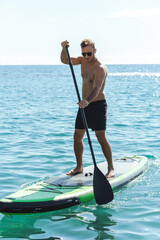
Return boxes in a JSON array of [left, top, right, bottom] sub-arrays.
[[80, 39, 95, 49]]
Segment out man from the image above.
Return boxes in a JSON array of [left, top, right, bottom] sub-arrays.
[[61, 39, 114, 178]]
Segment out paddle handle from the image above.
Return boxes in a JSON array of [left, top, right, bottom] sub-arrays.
[[65, 46, 97, 167]]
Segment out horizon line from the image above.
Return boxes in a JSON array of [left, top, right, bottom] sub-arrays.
[[0, 63, 160, 66]]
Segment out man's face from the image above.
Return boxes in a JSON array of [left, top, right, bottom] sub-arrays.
[[81, 45, 95, 62]]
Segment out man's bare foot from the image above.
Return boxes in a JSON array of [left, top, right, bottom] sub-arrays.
[[66, 167, 83, 176], [106, 169, 115, 178]]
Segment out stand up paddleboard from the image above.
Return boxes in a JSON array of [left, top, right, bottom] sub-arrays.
[[0, 156, 148, 214]]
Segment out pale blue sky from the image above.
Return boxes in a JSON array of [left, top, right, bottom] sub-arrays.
[[0, 0, 160, 64]]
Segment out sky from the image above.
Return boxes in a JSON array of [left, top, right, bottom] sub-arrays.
[[0, 0, 160, 65]]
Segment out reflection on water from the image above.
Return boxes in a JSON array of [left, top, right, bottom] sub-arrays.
[[0, 204, 116, 240], [81, 207, 116, 240]]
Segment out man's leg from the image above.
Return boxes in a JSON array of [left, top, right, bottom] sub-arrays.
[[95, 130, 115, 178], [66, 129, 85, 175]]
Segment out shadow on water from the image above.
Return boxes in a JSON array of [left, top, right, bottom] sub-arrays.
[[0, 203, 117, 240]]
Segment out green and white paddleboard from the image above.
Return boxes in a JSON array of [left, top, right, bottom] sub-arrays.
[[0, 156, 148, 214]]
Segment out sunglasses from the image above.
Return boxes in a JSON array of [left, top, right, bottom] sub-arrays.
[[82, 52, 93, 57]]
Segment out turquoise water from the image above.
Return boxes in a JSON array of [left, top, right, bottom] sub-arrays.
[[0, 64, 160, 239]]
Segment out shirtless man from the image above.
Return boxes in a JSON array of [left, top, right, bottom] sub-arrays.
[[61, 39, 114, 178]]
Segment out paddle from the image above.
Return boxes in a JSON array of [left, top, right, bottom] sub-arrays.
[[65, 46, 114, 204]]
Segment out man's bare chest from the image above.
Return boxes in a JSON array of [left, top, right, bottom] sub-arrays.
[[81, 65, 95, 82]]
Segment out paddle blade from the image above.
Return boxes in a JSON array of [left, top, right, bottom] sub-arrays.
[[93, 166, 114, 205]]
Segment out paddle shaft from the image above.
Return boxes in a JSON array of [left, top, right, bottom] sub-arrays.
[[65, 46, 97, 167]]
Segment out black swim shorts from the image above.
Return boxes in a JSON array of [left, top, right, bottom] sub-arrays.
[[75, 99, 107, 131]]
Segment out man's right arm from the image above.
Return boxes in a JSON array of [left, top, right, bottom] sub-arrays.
[[60, 40, 82, 65]]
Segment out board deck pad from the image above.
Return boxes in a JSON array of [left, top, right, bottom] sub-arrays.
[[45, 157, 138, 187]]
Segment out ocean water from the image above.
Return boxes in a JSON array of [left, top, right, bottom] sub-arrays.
[[0, 64, 160, 240]]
